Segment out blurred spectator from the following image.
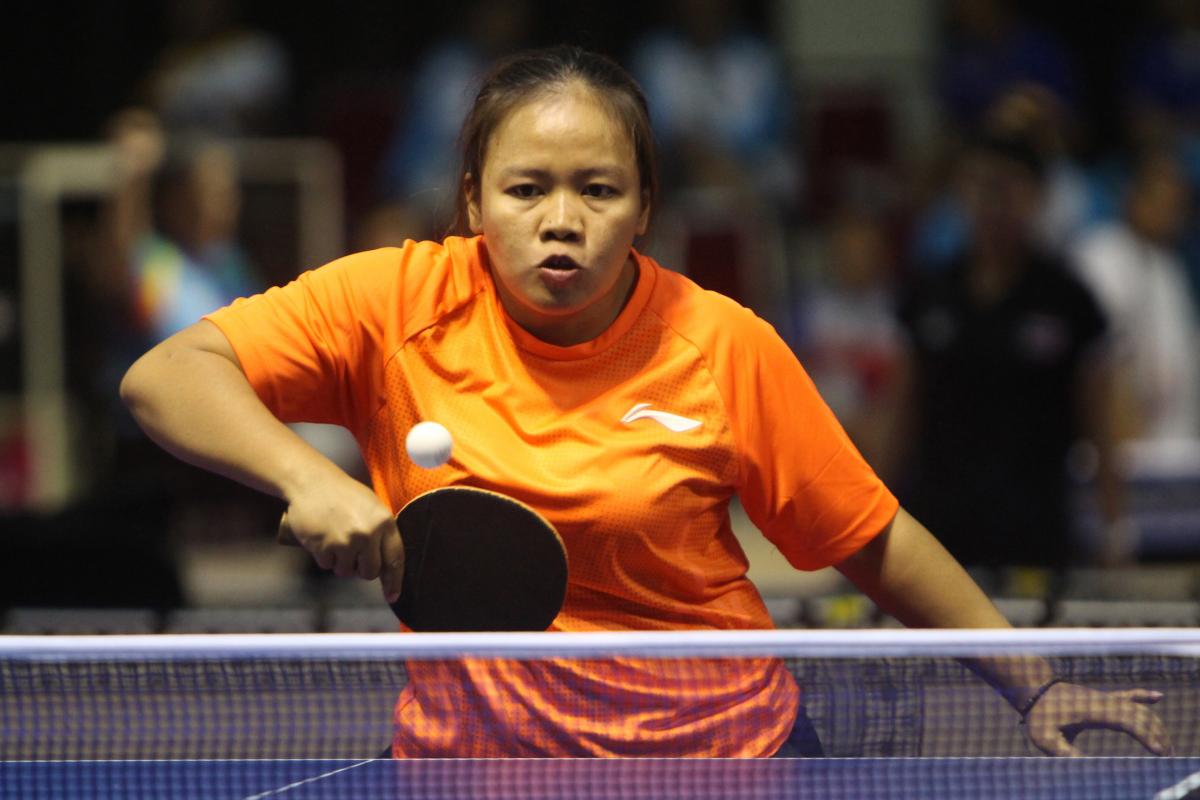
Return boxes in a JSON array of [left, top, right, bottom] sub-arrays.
[[887, 132, 1130, 569], [793, 209, 903, 468], [629, 0, 796, 206], [97, 112, 369, 523], [376, 0, 531, 231], [987, 83, 1098, 253], [88, 107, 261, 469], [59, 109, 279, 601], [1071, 150, 1200, 442], [140, 0, 290, 136], [939, 0, 1078, 132], [98, 109, 260, 348]]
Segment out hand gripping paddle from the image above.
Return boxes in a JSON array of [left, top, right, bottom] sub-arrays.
[[278, 486, 568, 632]]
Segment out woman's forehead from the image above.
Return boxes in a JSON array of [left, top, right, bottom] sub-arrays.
[[484, 86, 636, 172]]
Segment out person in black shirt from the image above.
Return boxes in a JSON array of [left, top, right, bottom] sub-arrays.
[[888, 132, 1126, 570]]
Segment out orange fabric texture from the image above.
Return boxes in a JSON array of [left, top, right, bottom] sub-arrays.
[[206, 236, 898, 757]]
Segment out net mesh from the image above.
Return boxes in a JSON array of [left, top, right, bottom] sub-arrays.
[[2, 630, 1199, 798]]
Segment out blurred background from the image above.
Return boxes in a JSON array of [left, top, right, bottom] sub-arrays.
[[2, 0, 1199, 632]]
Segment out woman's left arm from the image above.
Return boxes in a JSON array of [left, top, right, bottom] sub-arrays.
[[835, 508, 1171, 756]]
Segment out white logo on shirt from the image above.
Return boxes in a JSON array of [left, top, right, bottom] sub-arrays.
[[620, 403, 702, 432]]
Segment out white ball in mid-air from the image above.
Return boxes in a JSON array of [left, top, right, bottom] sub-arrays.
[[406, 421, 453, 469]]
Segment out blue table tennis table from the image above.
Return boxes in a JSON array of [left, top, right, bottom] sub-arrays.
[[5, 757, 1200, 800]]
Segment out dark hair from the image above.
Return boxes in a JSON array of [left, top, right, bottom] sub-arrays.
[[449, 44, 659, 235]]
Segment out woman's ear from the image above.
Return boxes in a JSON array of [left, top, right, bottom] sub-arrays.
[[464, 173, 483, 233]]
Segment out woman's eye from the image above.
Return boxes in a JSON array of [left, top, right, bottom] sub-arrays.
[[583, 184, 616, 198], [507, 184, 541, 199]]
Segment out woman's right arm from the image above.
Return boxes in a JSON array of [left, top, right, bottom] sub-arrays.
[[120, 319, 404, 600]]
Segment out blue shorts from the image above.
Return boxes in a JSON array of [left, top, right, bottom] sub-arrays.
[[770, 706, 824, 758]]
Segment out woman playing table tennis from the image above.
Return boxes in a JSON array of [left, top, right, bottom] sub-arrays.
[[121, 45, 1170, 759]]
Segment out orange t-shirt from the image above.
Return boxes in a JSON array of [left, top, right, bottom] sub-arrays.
[[205, 236, 898, 757]]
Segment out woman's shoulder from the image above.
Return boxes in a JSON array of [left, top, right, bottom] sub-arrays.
[[643, 255, 788, 360], [392, 236, 490, 336], [280, 236, 488, 342], [647, 258, 776, 336]]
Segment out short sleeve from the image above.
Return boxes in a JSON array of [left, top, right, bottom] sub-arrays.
[[725, 313, 898, 570], [204, 248, 405, 432]]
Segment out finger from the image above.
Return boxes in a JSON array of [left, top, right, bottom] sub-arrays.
[[1093, 701, 1173, 756], [1129, 724, 1173, 756], [1120, 708, 1173, 756], [329, 546, 358, 579], [355, 531, 382, 580], [379, 523, 405, 605], [1115, 688, 1164, 705], [312, 546, 335, 571]]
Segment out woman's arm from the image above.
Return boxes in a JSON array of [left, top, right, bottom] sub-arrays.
[[835, 507, 1051, 699], [836, 509, 1170, 755], [120, 319, 404, 600]]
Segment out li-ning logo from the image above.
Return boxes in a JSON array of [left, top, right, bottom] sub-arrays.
[[619, 403, 702, 433]]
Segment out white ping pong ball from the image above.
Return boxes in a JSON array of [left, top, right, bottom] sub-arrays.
[[406, 421, 453, 469]]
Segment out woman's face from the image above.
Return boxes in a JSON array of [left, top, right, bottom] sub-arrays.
[[467, 83, 650, 346]]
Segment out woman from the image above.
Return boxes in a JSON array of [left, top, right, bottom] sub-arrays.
[[121, 46, 1168, 758]]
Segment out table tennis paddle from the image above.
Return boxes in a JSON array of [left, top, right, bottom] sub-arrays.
[[277, 486, 568, 633]]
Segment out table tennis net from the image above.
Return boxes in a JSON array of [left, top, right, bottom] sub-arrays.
[[2, 630, 1199, 761]]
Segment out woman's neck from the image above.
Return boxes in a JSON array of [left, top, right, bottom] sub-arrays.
[[499, 256, 639, 347]]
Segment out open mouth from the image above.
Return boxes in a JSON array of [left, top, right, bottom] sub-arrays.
[[537, 255, 583, 290], [539, 254, 582, 272]]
